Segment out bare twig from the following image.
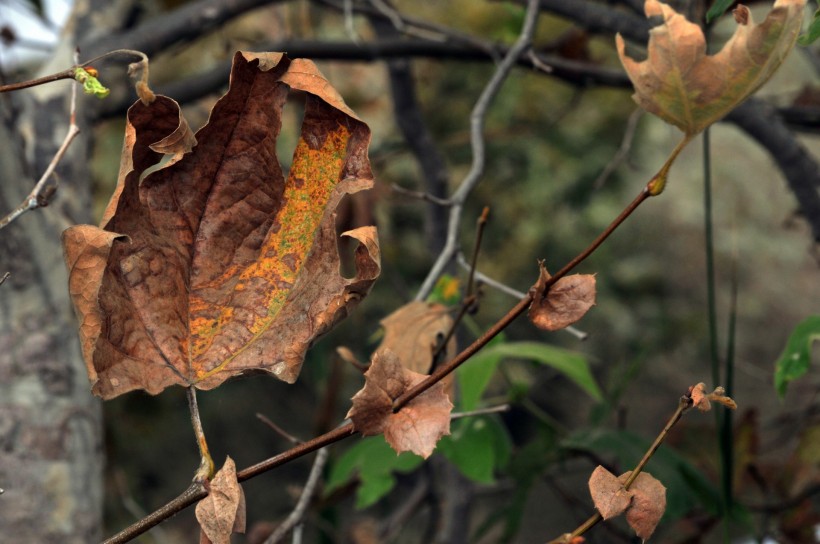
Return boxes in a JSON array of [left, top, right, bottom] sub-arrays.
[[0, 272, 10, 287], [466, 206, 490, 298], [0, 53, 80, 230], [256, 413, 303, 445], [593, 108, 643, 190], [391, 183, 451, 206], [415, 0, 542, 301], [451, 404, 510, 420], [264, 447, 329, 544]]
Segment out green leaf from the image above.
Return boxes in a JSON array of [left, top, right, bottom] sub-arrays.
[[438, 416, 511, 483], [482, 341, 603, 401], [705, 0, 736, 23], [73, 67, 110, 99], [799, 9, 820, 46], [325, 436, 424, 508], [774, 316, 820, 398], [456, 337, 503, 411]]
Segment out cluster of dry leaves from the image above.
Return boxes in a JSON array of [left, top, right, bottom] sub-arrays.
[[59, 0, 802, 541]]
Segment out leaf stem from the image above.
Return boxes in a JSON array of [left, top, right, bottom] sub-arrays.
[[187, 386, 215, 482]]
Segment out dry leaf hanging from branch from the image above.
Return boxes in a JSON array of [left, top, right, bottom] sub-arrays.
[[528, 262, 596, 331], [617, 0, 805, 135], [62, 52, 380, 399], [196, 457, 246, 544], [346, 350, 453, 458], [588, 466, 666, 540], [690, 382, 738, 411]]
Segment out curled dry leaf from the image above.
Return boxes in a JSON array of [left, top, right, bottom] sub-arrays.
[[375, 300, 455, 375], [196, 457, 246, 544], [690, 382, 738, 411], [528, 262, 596, 331], [618, 471, 666, 540], [62, 52, 380, 399], [617, 0, 805, 135], [346, 350, 453, 458]]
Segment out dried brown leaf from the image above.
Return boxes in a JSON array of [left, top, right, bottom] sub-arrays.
[[690, 382, 710, 411], [588, 465, 631, 520], [618, 471, 666, 540], [62, 52, 380, 399], [346, 350, 453, 458], [617, 0, 805, 135], [529, 263, 596, 331], [375, 301, 454, 375], [196, 457, 246, 544]]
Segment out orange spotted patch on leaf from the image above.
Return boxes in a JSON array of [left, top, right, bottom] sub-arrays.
[[62, 52, 380, 399]]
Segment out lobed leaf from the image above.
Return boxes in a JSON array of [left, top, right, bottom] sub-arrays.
[[62, 52, 380, 399], [617, 0, 806, 135]]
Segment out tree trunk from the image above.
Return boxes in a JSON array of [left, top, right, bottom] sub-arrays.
[[0, 1, 119, 539]]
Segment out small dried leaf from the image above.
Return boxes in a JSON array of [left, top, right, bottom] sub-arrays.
[[529, 264, 596, 331], [690, 382, 710, 411], [375, 301, 454, 375], [196, 457, 246, 544], [588, 465, 631, 520], [346, 350, 453, 458], [618, 471, 666, 540], [617, 0, 805, 135]]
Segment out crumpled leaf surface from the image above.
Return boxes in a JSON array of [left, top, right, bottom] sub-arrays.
[[528, 263, 596, 331], [196, 457, 246, 544], [617, 0, 805, 135], [588, 465, 632, 520], [347, 350, 453, 458], [618, 471, 666, 540], [375, 301, 454, 375], [588, 466, 666, 540], [62, 52, 380, 399]]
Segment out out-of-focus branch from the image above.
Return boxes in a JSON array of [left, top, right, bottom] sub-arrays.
[[727, 98, 820, 242], [415, 0, 542, 300], [506, 0, 650, 42], [371, 18, 451, 254], [82, 0, 288, 58]]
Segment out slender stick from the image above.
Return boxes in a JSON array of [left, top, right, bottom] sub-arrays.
[[466, 206, 490, 298]]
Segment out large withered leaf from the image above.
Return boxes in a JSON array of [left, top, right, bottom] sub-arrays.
[[347, 350, 453, 459], [62, 52, 380, 399], [617, 0, 805, 135], [196, 457, 246, 544]]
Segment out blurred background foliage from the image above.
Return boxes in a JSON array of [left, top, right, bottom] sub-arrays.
[[4, 0, 820, 542]]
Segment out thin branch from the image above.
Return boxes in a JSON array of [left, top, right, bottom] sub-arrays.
[[415, 0, 542, 301], [391, 183, 451, 206], [256, 413, 303, 445], [451, 404, 510, 420], [593, 108, 643, 190], [0, 53, 80, 230], [0, 272, 9, 287], [466, 206, 490, 298], [264, 447, 329, 544]]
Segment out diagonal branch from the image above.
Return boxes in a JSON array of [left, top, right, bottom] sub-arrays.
[[414, 0, 543, 300]]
